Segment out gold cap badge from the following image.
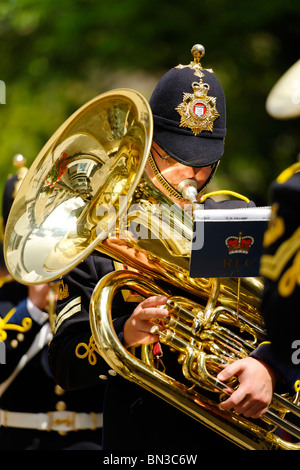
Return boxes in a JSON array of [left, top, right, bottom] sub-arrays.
[[175, 44, 220, 135]]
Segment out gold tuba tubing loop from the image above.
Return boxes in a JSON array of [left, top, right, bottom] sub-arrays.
[[90, 269, 300, 450]]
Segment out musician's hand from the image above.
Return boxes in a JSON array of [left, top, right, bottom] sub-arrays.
[[123, 295, 168, 348], [217, 357, 277, 419]]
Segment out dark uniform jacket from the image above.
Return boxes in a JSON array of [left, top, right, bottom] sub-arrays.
[[50, 196, 284, 451], [0, 278, 104, 450], [252, 164, 300, 390]]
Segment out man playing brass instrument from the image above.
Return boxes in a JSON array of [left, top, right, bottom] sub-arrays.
[[48, 45, 297, 450]]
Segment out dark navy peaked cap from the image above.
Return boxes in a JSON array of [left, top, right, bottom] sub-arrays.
[[149, 66, 226, 167]]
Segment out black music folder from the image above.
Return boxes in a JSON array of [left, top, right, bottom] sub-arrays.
[[189, 206, 271, 278]]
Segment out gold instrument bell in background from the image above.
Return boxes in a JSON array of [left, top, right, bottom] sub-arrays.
[[266, 59, 300, 119], [4, 84, 300, 450]]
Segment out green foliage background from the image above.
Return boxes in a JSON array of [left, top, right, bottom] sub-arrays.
[[0, 0, 299, 215]]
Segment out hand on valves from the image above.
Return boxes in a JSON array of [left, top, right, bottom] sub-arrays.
[[217, 357, 277, 419]]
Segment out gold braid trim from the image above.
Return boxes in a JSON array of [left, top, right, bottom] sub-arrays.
[[75, 335, 101, 366], [260, 226, 300, 290], [0, 308, 32, 341], [276, 161, 300, 184]]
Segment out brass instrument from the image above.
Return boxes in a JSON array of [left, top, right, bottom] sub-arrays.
[[266, 59, 300, 119], [4, 89, 300, 450]]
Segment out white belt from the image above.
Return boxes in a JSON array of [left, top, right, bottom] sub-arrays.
[[0, 410, 103, 433]]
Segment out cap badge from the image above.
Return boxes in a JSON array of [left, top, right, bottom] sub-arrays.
[[175, 44, 219, 135], [175, 79, 220, 135]]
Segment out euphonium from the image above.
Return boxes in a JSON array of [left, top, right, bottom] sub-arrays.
[[4, 89, 300, 450]]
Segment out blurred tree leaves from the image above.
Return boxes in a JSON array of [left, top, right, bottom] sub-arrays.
[[0, 0, 299, 211]]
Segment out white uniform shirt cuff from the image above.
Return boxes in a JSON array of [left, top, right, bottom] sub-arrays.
[[26, 298, 49, 325]]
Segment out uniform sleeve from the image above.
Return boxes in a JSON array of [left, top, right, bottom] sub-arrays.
[[250, 343, 300, 393], [48, 253, 134, 391], [0, 295, 39, 382], [260, 171, 300, 364]]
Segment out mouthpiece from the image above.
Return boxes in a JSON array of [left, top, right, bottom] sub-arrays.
[[177, 179, 198, 203]]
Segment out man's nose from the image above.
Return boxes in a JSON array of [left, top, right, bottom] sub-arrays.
[[182, 166, 198, 178]]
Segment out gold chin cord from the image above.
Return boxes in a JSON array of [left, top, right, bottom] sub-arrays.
[[3, 89, 300, 450]]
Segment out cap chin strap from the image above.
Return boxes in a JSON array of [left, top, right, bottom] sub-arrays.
[[148, 152, 185, 200], [148, 153, 250, 204], [197, 160, 219, 196], [149, 149, 221, 201]]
